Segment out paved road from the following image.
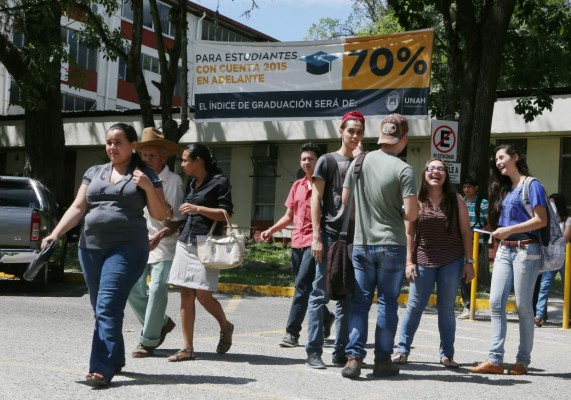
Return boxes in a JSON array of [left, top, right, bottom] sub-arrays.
[[0, 280, 570, 400]]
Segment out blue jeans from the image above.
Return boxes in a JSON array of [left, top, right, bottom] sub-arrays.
[[306, 232, 352, 357], [79, 245, 149, 381], [489, 244, 541, 366], [128, 260, 173, 347], [285, 246, 316, 338], [396, 257, 464, 359], [345, 245, 406, 361], [535, 265, 565, 320]]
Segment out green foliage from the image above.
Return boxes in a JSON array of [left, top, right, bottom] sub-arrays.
[[243, 241, 291, 266]]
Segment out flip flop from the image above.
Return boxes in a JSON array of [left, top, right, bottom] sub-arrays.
[[85, 372, 110, 388], [167, 348, 196, 362]]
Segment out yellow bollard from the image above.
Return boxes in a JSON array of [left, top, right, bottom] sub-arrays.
[[469, 232, 480, 320], [563, 243, 570, 330]]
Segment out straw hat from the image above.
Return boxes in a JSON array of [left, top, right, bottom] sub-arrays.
[[136, 127, 179, 156]]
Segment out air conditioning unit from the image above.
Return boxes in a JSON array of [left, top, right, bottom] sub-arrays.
[[252, 143, 277, 159]]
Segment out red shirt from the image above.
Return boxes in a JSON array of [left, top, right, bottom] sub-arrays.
[[285, 176, 313, 248]]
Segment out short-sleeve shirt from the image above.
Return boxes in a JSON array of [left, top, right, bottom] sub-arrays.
[[343, 150, 416, 246], [80, 163, 162, 250], [146, 165, 184, 263], [312, 152, 353, 237], [499, 178, 547, 240], [465, 195, 488, 244], [285, 176, 312, 249], [178, 173, 233, 244]]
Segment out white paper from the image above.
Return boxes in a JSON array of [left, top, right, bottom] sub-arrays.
[[473, 228, 492, 235]]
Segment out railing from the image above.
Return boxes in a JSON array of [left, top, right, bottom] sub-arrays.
[[470, 233, 570, 329]]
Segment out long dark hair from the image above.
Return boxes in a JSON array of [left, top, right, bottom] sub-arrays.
[[186, 143, 222, 175], [418, 158, 458, 233], [549, 193, 569, 223], [488, 144, 531, 228], [107, 123, 146, 170]]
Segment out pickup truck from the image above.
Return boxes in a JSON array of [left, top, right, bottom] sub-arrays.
[[0, 176, 67, 287]]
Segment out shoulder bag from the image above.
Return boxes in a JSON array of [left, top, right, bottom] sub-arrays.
[[196, 210, 246, 270]]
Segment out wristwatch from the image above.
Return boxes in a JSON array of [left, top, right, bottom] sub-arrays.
[[464, 258, 475, 264]]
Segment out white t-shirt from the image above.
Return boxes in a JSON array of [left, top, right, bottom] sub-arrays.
[[145, 165, 184, 263]]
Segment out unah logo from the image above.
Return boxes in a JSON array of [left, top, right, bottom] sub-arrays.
[[300, 51, 338, 75], [386, 90, 400, 112]]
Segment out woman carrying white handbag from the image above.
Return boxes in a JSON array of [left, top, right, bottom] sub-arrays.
[[167, 143, 235, 361]]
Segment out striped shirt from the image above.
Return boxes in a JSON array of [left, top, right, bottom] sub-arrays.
[[414, 201, 464, 267]]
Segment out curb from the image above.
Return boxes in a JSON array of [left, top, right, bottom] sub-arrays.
[[64, 271, 516, 312]]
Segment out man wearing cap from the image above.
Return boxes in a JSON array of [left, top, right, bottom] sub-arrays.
[[306, 111, 365, 369], [128, 127, 185, 358], [340, 114, 418, 379]]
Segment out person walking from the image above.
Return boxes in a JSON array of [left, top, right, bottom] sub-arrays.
[[470, 144, 548, 375], [391, 158, 474, 370], [167, 143, 235, 362], [458, 173, 489, 319], [306, 111, 365, 369], [533, 193, 571, 326], [260, 143, 335, 347], [128, 128, 185, 358], [42, 123, 167, 387], [340, 113, 418, 379]]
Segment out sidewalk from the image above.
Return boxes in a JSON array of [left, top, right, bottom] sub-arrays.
[[63, 271, 518, 313]]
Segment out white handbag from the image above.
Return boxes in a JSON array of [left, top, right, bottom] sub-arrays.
[[196, 210, 246, 270]]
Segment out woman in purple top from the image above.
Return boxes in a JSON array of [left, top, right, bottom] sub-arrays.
[[43, 123, 166, 387], [471, 144, 548, 375], [393, 158, 473, 368]]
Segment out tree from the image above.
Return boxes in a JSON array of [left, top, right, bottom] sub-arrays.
[[0, 1, 67, 203], [76, 0, 190, 154]]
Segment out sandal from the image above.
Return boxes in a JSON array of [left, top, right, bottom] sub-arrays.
[[391, 353, 408, 365], [85, 372, 110, 388], [534, 316, 543, 327], [441, 356, 459, 369], [167, 348, 196, 362], [216, 323, 234, 354]]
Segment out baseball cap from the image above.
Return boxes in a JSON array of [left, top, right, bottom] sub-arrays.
[[378, 113, 408, 145]]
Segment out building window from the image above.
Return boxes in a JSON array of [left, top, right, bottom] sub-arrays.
[[495, 138, 527, 157], [142, 53, 160, 74], [211, 147, 231, 177], [62, 28, 97, 71], [61, 93, 96, 111], [122, 0, 174, 37], [201, 19, 250, 42], [251, 144, 278, 220], [9, 79, 21, 106]]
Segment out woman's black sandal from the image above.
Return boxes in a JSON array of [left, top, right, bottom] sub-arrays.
[[216, 323, 234, 354]]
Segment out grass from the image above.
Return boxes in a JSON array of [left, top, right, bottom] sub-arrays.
[[65, 240, 295, 287]]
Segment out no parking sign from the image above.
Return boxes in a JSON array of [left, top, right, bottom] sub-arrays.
[[431, 120, 458, 161]]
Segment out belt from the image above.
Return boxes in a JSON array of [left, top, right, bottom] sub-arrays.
[[499, 239, 539, 248]]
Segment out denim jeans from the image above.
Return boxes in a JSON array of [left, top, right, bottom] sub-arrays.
[[396, 257, 463, 359], [489, 243, 541, 366], [535, 265, 565, 320], [345, 245, 406, 361], [79, 245, 149, 380], [306, 232, 352, 357], [128, 260, 173, 347], [285, 246, 316, 337]]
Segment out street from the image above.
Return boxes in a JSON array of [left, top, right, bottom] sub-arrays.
[[0, 280, 570, 400]]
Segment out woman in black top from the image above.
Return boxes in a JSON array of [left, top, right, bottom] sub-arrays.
[[168, 144, 235, 361]]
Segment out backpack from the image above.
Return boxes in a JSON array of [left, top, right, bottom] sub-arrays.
[[325, 152, 366, 300], [521, 177, 566, 273]]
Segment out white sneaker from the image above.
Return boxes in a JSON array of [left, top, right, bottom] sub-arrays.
[[457, 308, 470, 319]]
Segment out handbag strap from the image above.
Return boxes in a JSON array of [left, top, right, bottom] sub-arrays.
[[207, 209, 234, 236], [339, 152, 367, 240]]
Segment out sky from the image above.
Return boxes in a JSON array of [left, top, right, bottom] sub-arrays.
[[193, 0, 354, 42]]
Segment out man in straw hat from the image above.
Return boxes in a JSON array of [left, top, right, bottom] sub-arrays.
[[128, 127, 184, 358]]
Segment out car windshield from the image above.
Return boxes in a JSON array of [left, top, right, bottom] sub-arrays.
[[0, 181, 39, 208]]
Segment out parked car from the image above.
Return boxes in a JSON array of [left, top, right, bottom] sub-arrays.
[[0, 176, 67, 288]]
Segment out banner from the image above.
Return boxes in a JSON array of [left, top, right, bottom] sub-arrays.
[[192, 29, 433, 121]]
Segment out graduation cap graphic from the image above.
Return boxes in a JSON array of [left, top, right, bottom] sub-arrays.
[[300, 51, 338, 75]]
